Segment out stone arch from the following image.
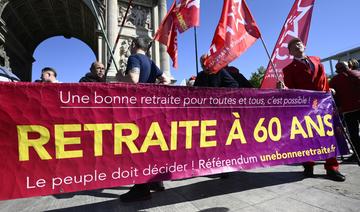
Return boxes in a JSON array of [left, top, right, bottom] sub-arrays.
[[32, 36, 97, 82], [0, 0, 99, 81]]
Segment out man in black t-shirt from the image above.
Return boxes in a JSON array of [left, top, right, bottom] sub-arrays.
[[117, 37, 169, 84], [118, 37, 169, 203]]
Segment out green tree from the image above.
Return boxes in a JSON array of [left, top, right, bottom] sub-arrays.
[[249, 66, 266, 88]]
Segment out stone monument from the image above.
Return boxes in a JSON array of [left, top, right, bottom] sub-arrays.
[[0, 0, 171, 81]]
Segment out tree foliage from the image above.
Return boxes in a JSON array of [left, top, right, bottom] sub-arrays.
[[249, 66, 266, 88]]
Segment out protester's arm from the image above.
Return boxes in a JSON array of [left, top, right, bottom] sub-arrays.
[[117, 56, 140, 83], [116, 69, 140, 83], [127, 68, 140, 83], [152, 61, 170, 85], [319, 63, 330, 91], [329, 78, 337, 96]]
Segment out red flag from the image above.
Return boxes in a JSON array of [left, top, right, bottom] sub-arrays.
[[174, 0, 200, 33], [154, 1, 178, 68], [204, 0, 261, 73], [260, 0, 315, 89]]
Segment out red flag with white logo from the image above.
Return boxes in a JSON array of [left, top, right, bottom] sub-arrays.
[[154, 1, 178, 68], [174, 0, 200, 33], [204, 0, 261, 73], [260, 0, 315, 89]]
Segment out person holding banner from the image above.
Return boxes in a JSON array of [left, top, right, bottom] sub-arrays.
[[330, 61, 360, 163], [194, 54, 238, 179], [118, 36, 169, 202], [283, 38, 346, 182], [79, 62, 106, 82], [194, 54, 239, 88]]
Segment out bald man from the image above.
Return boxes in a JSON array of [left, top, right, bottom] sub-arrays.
[[79, 61, 105, 82]]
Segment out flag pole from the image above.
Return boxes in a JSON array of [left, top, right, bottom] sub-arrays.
[[259, 36, 284, 87], [104, 0, 133, 75], [90, 0, 119, 74], [194, 27, 199, 75]]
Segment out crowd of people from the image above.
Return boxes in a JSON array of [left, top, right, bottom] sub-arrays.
[[0, 36, 359, 203]]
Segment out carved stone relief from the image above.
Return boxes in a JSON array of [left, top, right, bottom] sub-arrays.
[[119, 0, 156, 8], [0, 0, 8, 10], [118, 3, 152, 30], [0, 44, 9, 67], [118, 37, 133, 73]]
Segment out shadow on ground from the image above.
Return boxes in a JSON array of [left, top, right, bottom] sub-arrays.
[[46, 170, 304, 212], [52, 189, 120, 199]]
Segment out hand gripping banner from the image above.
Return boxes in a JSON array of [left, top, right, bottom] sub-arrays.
[[0, 82, 348, 200]]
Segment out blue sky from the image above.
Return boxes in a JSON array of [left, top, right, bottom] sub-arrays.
[[32, 0, 360, 83]]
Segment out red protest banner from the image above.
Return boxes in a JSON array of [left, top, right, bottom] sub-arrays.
[[204, 0, 261, 73], [0, 82, 347, 200], [174, 0, 200, 33], [260, 0, 315, 88]]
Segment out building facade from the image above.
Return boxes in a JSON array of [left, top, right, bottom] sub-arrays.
[[321, 46, 360, 76]]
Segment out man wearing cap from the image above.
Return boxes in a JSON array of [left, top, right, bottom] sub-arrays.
[[283, 38, 345, 182]]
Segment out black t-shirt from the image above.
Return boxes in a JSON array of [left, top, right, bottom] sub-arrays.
[[126, 54, 163, 83]]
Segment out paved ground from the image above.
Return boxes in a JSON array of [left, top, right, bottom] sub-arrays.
[[1, 161, 359, 212]]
